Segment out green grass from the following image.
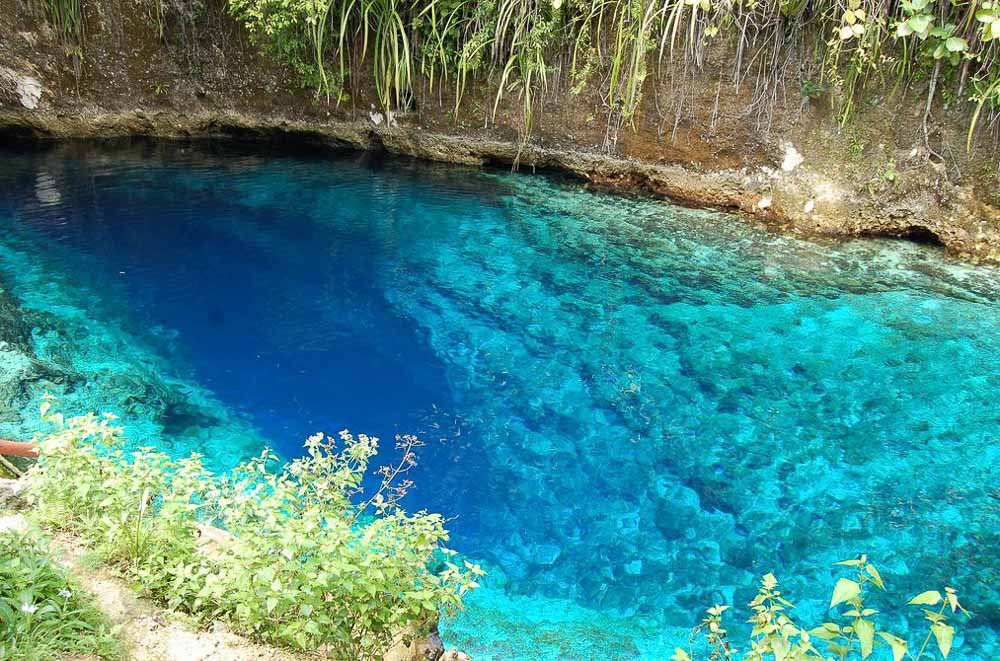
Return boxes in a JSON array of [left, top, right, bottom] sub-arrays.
[[0, 531, 122, 660], [38, 0, 85, 44]]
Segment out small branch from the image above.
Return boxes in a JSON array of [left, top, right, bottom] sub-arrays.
[[0, 455, 23, 478], [922, 59, 944, 161]]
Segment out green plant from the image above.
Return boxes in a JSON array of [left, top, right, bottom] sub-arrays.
[[0, 532, 121, 660], [848, 130, 867, 156], [226, 0, 326, 94], [27, 400, 482, 657], [672, 554, 972, 661], [801, 79, 826, 101], [224, 0, 1000, 151], [36, 0, 85, 44], [882, 158, 898, 183], [967, 74, 1000, 150]]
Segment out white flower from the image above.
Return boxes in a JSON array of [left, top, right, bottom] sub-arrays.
[[58, 588, 72, 599], [20, 603, 38, 614]]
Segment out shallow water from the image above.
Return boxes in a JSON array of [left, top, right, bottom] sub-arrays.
[[0, 141, 997, 659]]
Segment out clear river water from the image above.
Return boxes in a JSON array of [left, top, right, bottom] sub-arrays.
[[0, 141, 997, 659]]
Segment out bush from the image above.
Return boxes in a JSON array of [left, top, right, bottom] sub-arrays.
[[27, 400, 482, 658], [0, 531, 122, 660], [673, 555, 972, 661]]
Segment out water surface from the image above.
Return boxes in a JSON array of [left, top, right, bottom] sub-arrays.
[[0, 141, 997, 659]]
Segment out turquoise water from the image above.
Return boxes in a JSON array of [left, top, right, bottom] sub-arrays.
[[0, 141, 997, 659]]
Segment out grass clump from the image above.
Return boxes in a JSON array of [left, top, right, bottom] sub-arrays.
[[0, 531, 122, 660], [26, 399, 483, 658], [35, 0, 85, 44]]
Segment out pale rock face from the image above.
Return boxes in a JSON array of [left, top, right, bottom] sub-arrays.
[[17, 76, 42, 109], [1, 68, 40, 109], [804, 199, 815, 213], [442, 651, 472, 661], [0, 67, 42, 109], [812, 181, 843, 203], [781, 142, 804, 172]]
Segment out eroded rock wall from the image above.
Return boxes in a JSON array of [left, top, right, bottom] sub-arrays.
[[0, 0, 998, 261]]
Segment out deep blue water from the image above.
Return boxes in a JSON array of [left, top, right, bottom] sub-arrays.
[[0, 141, 998, 659]]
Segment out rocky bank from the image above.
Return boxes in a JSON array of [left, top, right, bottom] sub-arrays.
[[1, 0, 999, 262]]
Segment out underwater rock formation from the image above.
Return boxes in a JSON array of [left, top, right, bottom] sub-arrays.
[[0, 142, 997, 659], [0, 217, 266, 471]]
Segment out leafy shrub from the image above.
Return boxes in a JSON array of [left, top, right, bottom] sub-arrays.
[[226, 0, 346, 100], [0, 531, 121, 660], [27, 400, 482, 657], [672, 555, 972, 661]]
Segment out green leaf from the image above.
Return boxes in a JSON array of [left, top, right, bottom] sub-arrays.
[[670, 650, 692, 661], [828, 642, 851, 656], [909, 590, 942, 606], [830, 578, 861, 609], [933, 622, 955, 658], [945, 36, 968, 51], [265, 597, 278, 613], [856, 618, 875, 658], [865, 564, 885, 590], [809, 623, 841, 640], [923, 608, 947, 623], [834, 558, 862, 567], [906, 14, 934, 35], [878, 632, 908, 661]]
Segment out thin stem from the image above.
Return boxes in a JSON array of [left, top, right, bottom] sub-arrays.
[[912, 601, 949, 661]]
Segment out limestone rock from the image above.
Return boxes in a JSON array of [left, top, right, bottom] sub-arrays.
[[441, 651, 472, 661], [0, 67, 42, 110]]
